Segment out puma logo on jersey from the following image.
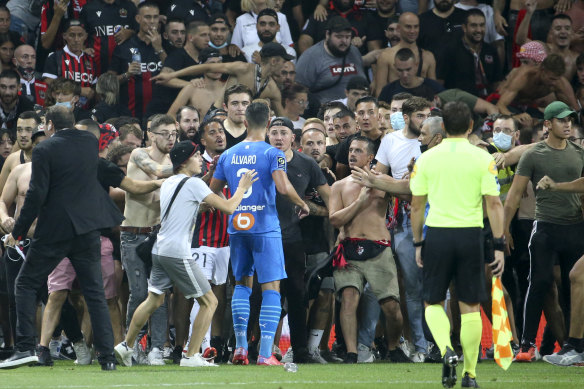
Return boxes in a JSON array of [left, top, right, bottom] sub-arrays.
[[171, 5, 176, 11], [96, 11, 102, 17], [65, 59, 70, 66]]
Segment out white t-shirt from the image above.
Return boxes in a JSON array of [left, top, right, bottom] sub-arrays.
[[292, 117, 306, 130], [231, 12, 293, 49], [153, 174, 212, 259], [375, 129, 421, 179], [241, 42, 297, 63]]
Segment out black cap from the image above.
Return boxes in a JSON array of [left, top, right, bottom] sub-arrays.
[[268, 116, 294, 131], [199, 47, 221, 63], [170, 141, 199, 170], [209, 13, 231, 28], [257, 8, 278, 22], [63, 19, 88, 33], [260, 42, 294, 61], [346, 76, 370, 92], [203, 108, 227, 122], [325, 16, 352, 33]]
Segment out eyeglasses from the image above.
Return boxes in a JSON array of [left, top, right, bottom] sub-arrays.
[[493, 128, 515, 135], [152, 131, 178, 139], [294, 99, 308, 106], [569, 137, 584, 143]]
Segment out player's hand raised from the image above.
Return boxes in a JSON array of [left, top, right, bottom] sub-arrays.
[[237, 169, 258, 192]]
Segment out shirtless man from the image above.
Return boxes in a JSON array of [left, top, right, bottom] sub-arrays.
[[517, 0, 578, 80], [120, 114, 175, 366], [375, 13, 437, 97], [496, 53, 579, 120], [329, 136, 409, 363], [153, 42, 292, 116], [0, 111, 40, 194], [167, 48, 225, 118]]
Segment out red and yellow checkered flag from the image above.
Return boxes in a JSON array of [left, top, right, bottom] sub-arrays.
[[492, 276, 513, 370]]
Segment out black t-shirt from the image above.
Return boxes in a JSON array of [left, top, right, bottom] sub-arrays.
[[225, 129, 247, 149], [335, 132, 383, 166], [378, 79, 445, 103], [418, 8, 467, 63], [80, 0, 138, 76], [1, 97, 35, 138], [326, 143, 339, 172], [73, 107, 92, 122], [300, 168, 336, 254], [301, 8, 384, 55], [165, 0, 210, 25], [110, 35, 163, 120], [437, 39, 503, 97], [91, 101, 132, 123], [146, 48, 199, 116], [98, 158, 126, 191], [276, 151, 327, 243]]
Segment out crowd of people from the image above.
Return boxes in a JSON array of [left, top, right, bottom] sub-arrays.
[[0, 0, 582, 386]]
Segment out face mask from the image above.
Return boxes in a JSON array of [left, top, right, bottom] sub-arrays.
[[18, 66, 35, 81], [55, 101, 73, 110], [493, 131, 513, 151], [390, 111, 405, 131], [209, 41, 228, 49]]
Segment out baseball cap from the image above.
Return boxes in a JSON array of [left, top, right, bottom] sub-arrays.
[[199, 47, 221, 64], [257, 8, 278, 22], [543, 101, 576, 120], [209, 13, 231, 28], [269, 116, 294, 131], [31, 127, 46, 141], [326, 16, 352, 33], [260, 42, 294, 61], [346, 76, 370, 92], [170, 141, 199, 170], [203, 108, 227, 122], [63, 19, 87, 33], [516, 41, 547, 63], [98, 123, 119, 152]]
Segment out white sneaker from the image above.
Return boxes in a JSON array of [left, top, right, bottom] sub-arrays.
[[114, 341, 134, 367], [162, 346, 173, 360], [399, 339, 412, 358], [543, 345, 584, 366], [49, 339, 62, 360], [308, 348, 328, 364], [281, 347, 294, 363], [180, 353, 219, 367], [411, 351, 426, 363], [357, 343, 374, 363], [148, 347, 165, 366], [72, 340, 92, 365]]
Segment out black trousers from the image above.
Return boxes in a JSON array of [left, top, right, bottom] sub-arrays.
[[15, 231, 114, 363], [281, 241, 308, 352]]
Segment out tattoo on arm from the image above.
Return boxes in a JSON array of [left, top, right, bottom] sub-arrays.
[[133, 149, 173, 178]]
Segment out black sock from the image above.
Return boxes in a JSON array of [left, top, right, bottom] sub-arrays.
[[568, 337, 584, 353]]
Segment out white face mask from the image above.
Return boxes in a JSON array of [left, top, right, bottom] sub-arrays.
[[493, 131, 513, 151], [390, 111, 405, 131]]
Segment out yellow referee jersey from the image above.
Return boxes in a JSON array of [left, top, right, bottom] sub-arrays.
[[410, 138, 500, 228]]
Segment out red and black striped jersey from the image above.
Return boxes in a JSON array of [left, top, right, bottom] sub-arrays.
[[109, 35, 162, 121], [192, 152, 230, 248], [40, 0, 87, 50], [43, 46, 97, 88], [79, 0, 138, 76]]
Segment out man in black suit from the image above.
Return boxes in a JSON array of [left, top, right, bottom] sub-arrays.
[[0, 106, 124, 370]]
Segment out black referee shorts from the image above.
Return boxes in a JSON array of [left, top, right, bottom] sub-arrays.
[[422, 227, 488, 304]]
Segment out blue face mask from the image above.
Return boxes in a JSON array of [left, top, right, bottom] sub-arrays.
[[209, 41, 228, 49], [390, 112, 405, 131], [493, 131, 513, 151], [55, 101, 73, 110]]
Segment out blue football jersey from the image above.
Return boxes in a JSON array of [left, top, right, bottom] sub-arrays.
[[213, 141, 286, 236]]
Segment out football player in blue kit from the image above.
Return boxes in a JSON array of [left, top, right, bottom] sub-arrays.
[[210, 102, 309, 365]]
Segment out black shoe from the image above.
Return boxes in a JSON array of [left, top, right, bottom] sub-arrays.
[[292, 348, 311, 364], [332, 342, 347, 361], [210, 336, 224, 363], [442, 347, 458, 388], [388, 347, 412, 363], [171, 345, 183, 364], [0, 350, 38, 369], [101, 362, 116, 371], [374, 337, 388, 360], [0, 347, 14, 360], [36, 346, 54, 367], [320, 349, 343, 363], [461, 372, 480, 388], [60, 338, 76, 360], [425, 343, 442, 363], [343, 352, 357, 364]]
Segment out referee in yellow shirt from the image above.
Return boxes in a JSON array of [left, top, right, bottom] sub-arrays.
[[410, 102, 505, 388]]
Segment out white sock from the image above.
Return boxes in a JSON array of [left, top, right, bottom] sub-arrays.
[[187, 299, 212, 352], [307, 329, 324, 351]]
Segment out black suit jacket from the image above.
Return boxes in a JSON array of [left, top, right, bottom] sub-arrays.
[[12, 129, 124, 243]]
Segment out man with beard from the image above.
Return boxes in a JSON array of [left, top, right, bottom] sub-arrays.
[[437, 9, 502, 99], [375, 13, 437, 96], [296, 17, 367, 108], [418, 0, 468, 63], [326, 108, 358, 169], [375, 97, 433, 362], [242, 8, 296, 64], [298, 0, 383, 55], [12, 45, 45, 105], [385, 17, 401, 48], [176, 106, 200, 143], [272, 60, 295, 91], [371, 0, 399, 48], [162, 18, 186, 55], [120, 114, 176, 366], [0, 70, 34, 136], [517, 2, 579, 80], [167, 48, 228, 121]]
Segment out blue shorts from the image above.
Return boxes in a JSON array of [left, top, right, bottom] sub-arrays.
[[229, 234, 287, 283]]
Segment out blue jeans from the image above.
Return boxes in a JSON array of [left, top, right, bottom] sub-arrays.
[[357, 284, 380, 347], [9, 15, 36, 46], [393, 218, 427, 353], [120, 232, 167, 349]]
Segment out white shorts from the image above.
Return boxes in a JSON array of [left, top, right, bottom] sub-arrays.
[[190, 246, 230, 285]]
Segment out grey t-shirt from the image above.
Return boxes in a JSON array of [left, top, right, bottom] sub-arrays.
[[296, 41, 365, 105], [516, 141, 584, 225]]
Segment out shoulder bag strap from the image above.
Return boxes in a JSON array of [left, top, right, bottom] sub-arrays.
[[161, 177, 190, 222]]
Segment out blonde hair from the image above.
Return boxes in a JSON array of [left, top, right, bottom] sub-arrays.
[[96, 73, 119, 106], [241, 0, 275, 13]]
